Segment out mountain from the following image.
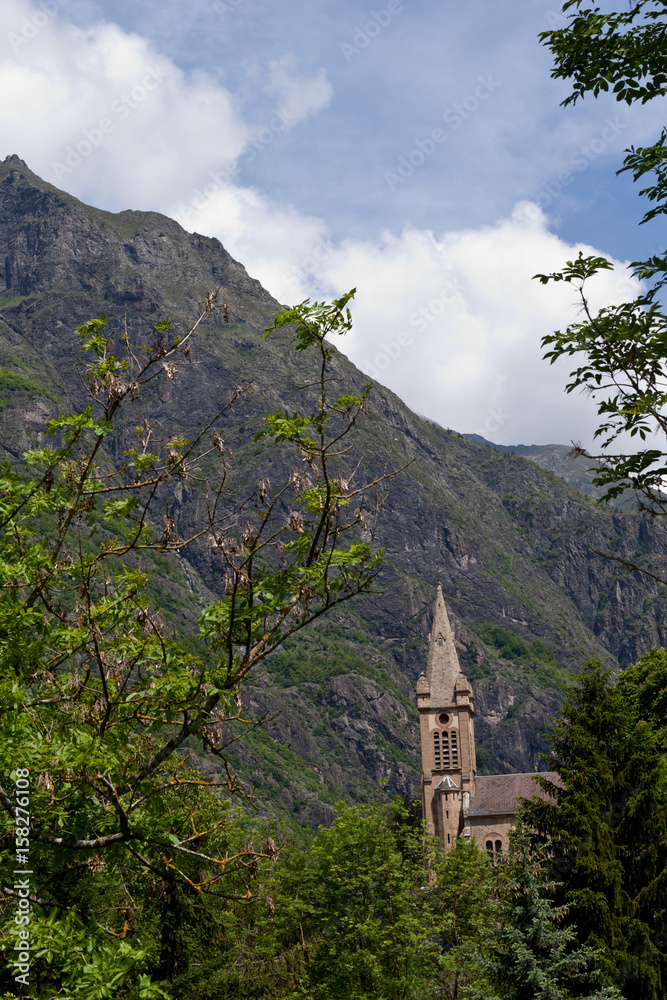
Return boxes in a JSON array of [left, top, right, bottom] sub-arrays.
[[460, 433, 637, 510], [2, 153, 667, 827]]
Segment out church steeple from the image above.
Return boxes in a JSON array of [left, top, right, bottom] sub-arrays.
[[425, 582, 462, 704], [417, 584, 477, 850]]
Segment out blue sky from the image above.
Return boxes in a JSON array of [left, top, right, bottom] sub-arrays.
[[63, 0, 658, 258], [1, 0, 662, 445]]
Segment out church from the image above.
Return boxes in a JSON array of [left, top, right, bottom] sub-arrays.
[[417, 584, 558, 853]]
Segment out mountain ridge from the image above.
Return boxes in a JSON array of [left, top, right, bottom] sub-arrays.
[[2, 153, 667, 825], [458, 431, 637, 510]]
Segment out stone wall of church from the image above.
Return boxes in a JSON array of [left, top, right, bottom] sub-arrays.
[[432, 788, 464, 849], [466, 814, 514, 854]]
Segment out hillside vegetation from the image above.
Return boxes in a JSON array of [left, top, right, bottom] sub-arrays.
[[1, 155, 667, 822]]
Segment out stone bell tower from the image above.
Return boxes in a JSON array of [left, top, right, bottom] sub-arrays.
[[416, 584, 476, 850]]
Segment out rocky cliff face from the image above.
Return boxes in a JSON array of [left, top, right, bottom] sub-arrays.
[[461, 433, 638, 510], [2, 154, 667, 823]]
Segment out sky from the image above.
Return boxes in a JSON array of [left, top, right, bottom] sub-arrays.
[[1, 0, 664, 447]]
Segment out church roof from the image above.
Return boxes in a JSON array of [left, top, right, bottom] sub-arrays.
[[425, 583, 465, 704], [467, 772, 560, 817]]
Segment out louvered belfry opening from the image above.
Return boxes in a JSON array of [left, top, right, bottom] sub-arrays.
[[433, 731, 441, 769], [441, 731, 450, 768]]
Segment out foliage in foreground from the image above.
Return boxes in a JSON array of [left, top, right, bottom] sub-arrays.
[[536, 2, 667, 557], [533, 12, 667, 988], [478, 822, 622, 1000], [0, 289, 396, 996], [163, 802, 498, 1000], [3, 634, 664, 997], [522, 661, 667, 1000], [151, 796, 625, 1000]]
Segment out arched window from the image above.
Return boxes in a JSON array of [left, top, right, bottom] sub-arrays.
[[450, 730, 458, 767], [433, 731, 441, 769], [485, 839, 503, 863], [441, 731, 450, 768]]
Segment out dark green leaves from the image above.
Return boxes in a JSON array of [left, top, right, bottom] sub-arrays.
[[540, 4, 667, 297], [540, 2, 667, 108], [536, 6, 667, 524], [535, 252, 614, 286], [535, 253, 667, 510], [520, 662, 667, 998]]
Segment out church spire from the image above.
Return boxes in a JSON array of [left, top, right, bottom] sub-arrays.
[[425, 582, 462, 704]]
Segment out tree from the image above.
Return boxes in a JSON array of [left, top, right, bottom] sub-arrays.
[[535, 253, 667, 527], [132, 804, 510, 1000], [477, 820, 621, 1000], [0, 289, 396, 995], [616, 646, 667, 750], [163, 801, 435, 1000], [520, 662, 667, 999], [535, 2, 667, 544], [269, 801, 432, 1000], [428, 836, 498, 999], [541, 2, 667, 280], [261, 806, 498, 1000], [533, 17, 667, 990]]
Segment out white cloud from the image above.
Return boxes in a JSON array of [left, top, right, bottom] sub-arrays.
[[0, 64, 65, 121], [0, 0, 645, 449], [264, 54, 333, 125], [0, 0, 331, 211], [321, 203, 639, 448], [180, 189, 639, 448], [174, 183, 330, 304]]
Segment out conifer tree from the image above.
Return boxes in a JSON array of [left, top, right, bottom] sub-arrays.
[[429, 837, 497, 999], [521, 662, 667, 999], [478, 822, 620, 1000]]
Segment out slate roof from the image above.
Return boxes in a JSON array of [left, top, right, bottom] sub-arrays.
[[467, 772, 560, 817]]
